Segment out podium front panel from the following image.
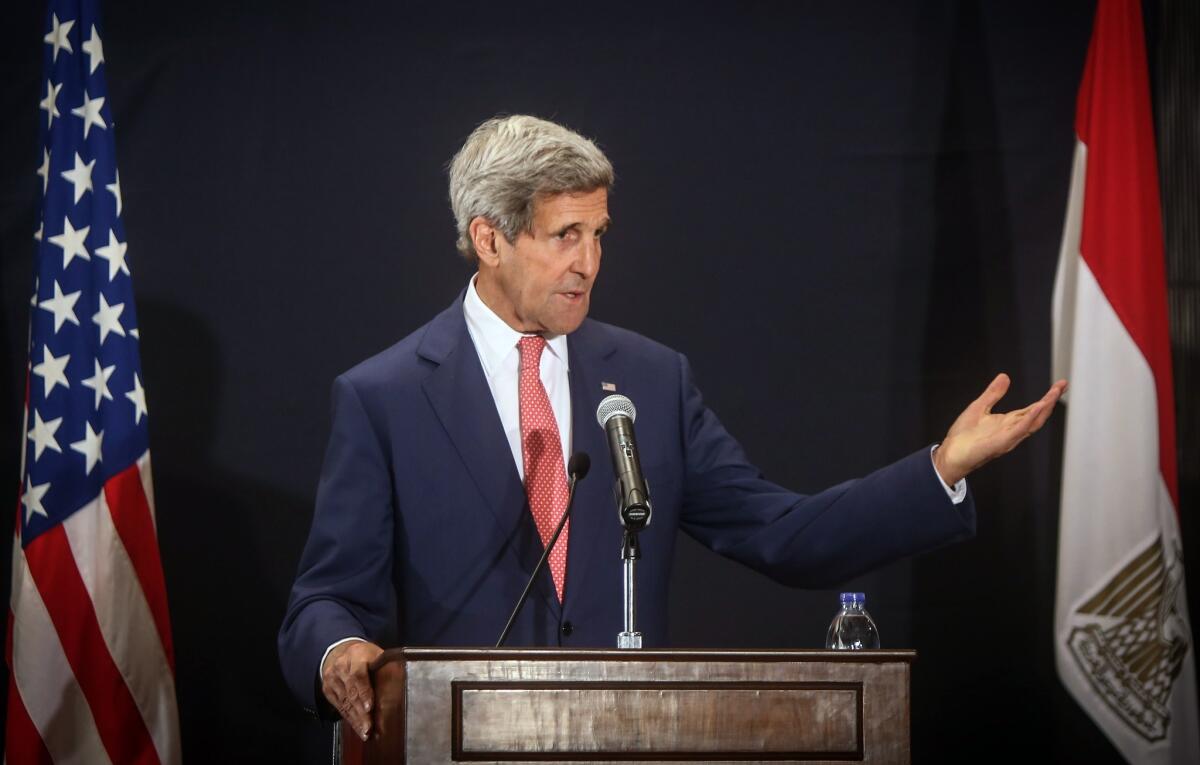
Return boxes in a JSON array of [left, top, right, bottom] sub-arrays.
[[358, 648, 913, 764]]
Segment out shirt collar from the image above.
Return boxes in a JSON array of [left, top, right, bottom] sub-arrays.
[[463, 275, 569, 379]]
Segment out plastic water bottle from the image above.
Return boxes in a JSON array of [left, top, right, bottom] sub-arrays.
[[825, 592, 880, 649]]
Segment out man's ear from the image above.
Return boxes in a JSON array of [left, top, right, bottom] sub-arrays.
[[469, 217, 503, 267]]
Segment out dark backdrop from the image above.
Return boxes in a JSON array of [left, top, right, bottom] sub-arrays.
[[3, 1, 1194, 763]]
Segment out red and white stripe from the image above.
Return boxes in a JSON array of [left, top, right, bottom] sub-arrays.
[[1052, 1, 1198, 762], [6, 452, 180, 765]]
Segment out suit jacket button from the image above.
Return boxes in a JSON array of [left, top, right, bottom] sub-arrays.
[[561, 620, 574, 637]]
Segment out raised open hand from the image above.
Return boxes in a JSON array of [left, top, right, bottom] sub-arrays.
[[932, 373, 1068, 486]]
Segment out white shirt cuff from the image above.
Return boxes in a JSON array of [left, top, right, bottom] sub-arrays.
[[930, 445, 967, 504], [320, 636, 367, 677]]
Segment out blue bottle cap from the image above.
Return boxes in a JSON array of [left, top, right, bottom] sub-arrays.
[[839, 592, 866, 605]]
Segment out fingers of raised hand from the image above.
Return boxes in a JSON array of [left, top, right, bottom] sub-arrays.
[[1013, 403, 1047, 439], [1048, 379, 1068, 405], [1028, 398, 1057, 432], [997, 398, 1054, 446], [975, 373, 1011, 415], [1026, 382, 1065, 427], [1014, 382, 1066, 434]]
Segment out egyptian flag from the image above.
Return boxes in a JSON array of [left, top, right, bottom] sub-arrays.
[[1051, 1, 1199, 762]]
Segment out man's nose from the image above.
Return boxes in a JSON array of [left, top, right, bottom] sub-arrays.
[[573, 236, 601, 279]]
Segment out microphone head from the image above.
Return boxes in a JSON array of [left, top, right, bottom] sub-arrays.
[[596, 394, 636, 427], [567, 452, 591, 481]]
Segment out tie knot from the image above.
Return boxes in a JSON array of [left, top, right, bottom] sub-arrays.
[[518, 335, 546, 369]]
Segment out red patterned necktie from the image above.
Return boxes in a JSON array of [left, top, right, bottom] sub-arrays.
[[518, 335, 569, 602]]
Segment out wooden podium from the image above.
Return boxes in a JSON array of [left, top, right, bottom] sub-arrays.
[[340, 648, 914, 764]]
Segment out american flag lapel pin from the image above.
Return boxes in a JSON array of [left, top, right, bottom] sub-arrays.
[[601, 381, 617, 392]]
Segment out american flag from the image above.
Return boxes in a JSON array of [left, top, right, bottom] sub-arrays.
[[6, 1, 181, 763]]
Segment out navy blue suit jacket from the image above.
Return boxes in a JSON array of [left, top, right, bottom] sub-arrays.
[[278, 295, 976, 709]]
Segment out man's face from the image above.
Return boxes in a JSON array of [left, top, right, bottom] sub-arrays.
[[480, 187, 609, 335]]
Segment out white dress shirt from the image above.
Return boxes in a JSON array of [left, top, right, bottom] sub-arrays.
[[463, 275, 573, 479]]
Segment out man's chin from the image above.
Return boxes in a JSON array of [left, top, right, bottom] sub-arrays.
[[545, 301, 589, 335]]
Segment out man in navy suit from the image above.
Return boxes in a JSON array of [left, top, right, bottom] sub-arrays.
[[278, 115, 1067, 740]]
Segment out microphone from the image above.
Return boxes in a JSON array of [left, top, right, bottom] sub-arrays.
[[596, 395, 651, 531], [567, 451, 592, 483], [495, 452, 590, 648]]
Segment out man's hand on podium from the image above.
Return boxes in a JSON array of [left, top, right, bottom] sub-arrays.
[[933, 373, 1068, 486], [322, 640, 384, 741]]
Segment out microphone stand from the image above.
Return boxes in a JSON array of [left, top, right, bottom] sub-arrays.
[[618, 528, 642, 649], [496, 460, 586, 648]]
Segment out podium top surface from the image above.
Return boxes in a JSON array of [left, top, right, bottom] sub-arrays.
[[373, 647, 916, 669]]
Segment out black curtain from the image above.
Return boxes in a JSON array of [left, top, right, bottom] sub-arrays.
[[6, 2, 1193, 763]]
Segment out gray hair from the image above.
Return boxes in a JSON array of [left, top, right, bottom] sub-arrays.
[[448, 115, 614, 262]]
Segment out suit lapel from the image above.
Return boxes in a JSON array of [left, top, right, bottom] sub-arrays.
[[564, 319, 618, 609], [419, 296, 562, 619]]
